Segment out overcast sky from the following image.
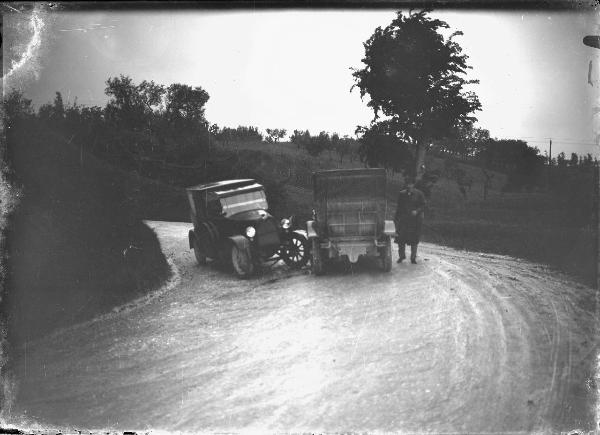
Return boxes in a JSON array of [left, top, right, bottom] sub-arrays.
[[4, 6, 599, 157]]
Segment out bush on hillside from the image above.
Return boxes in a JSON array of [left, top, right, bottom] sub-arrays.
[[2, 95, 170, 345]]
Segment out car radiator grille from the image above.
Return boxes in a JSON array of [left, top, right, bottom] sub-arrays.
[[256, 219, 280, 247]]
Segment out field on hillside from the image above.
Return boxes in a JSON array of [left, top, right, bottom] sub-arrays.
[[217, 140, 596, 286]]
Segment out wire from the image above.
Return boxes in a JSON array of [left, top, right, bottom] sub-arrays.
[[498, 135, 598, 146], [515, 138, 598, 147]]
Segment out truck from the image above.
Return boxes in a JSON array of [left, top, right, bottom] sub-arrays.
[[306, 168, 396, 275]]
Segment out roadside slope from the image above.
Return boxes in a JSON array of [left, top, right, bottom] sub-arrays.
[[2, 118, 171, 346]]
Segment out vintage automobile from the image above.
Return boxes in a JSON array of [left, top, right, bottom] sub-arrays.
[[306, 168, 396, 274], [186, 179, 309, 278]]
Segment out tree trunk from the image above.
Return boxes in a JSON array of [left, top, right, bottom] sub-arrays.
[[415, 141, 427, 181]]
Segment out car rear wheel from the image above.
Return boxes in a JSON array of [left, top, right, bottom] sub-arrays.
[[311, 239, 324, 275], [381, 236, 392, 272], [231, 243, 254, 278], [193, 236, 207, 265], [280, 233, 309, 269]]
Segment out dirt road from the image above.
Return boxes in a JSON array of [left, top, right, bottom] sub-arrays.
[[3, 221, 598, 433]]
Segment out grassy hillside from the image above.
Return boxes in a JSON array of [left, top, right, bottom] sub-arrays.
[[2, 119, 171, 346], [217, 140, 596, 286]]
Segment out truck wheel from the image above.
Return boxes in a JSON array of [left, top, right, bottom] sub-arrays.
[[381, 236, 392, 272], [231, 244, 254, 278], [193, 235, 207, 265], [311, 239, 324, 275], [280, 233, 309, 269]]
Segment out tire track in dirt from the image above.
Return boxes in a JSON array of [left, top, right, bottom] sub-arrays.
[[427, 245, 597, 432]]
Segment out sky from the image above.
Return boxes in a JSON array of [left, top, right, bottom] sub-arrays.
[[4, 5, 599, 158]]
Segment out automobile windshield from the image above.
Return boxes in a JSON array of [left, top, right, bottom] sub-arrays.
[[219, 190, 268, 217], [322, 175, 384, 200]]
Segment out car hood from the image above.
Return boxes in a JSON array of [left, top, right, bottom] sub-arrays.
[[228, 209, 274, 223]]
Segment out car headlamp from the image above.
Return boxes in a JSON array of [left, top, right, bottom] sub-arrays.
[[281, 218, 291, 230], [245, 226, 256, 238]]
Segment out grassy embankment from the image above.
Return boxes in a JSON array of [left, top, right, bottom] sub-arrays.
[[213, 140, 596, 287], [2, 121, 172, 346]]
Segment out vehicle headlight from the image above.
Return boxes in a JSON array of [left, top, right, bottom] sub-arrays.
[[281, 218, 291, 230], [245, 226, 256, 238]]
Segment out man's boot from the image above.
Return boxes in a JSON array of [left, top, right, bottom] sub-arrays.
[[397, 243, 406, 263], [410, 244, 417, 264]]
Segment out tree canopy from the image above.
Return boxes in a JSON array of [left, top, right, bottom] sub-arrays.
[[352, 9, 481, 179], [265, 128, 287, 143]]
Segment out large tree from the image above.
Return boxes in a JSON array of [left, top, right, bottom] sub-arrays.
[[165, 83, 209, 123], [352, 9, 481, 180], [104, 75, 165, 130]]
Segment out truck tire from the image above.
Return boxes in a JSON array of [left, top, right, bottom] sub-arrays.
[[311, 239, 324, 275], [381, 236, 392, 272]]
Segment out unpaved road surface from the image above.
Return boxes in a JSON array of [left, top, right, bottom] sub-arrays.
[[4, 221, 598, 433]]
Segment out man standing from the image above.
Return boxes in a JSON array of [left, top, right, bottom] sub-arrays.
[[394, 178, 426, 264]]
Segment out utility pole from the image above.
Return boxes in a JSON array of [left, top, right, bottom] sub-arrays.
[[546, 138, 552, 190]]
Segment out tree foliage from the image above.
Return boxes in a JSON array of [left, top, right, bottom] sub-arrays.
[[291, 129, 311, 149], [214, 125, 264, 143], [265, 128, 287, 143], [165, 83, 209, 123], [290, 130, 360, 161], [352, 9, 481, 179], [25, 76, 213, 168], [356, 122, 413, 173]]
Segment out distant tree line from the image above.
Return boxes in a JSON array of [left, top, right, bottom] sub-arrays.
[[552, 151, 597, 168], [4, 77, 292, 192], [441, 131, 598, 173], [211, 125, 264, 144], [428, 124, 597, 191], [427, 124, 597, 225], [21, 75, 212, 171], [290, 130, 359, 163]]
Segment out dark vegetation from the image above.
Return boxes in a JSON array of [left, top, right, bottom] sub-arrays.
[[211, 125, 263, 144], [351, 9, 481, 180], [290, 130, 360, 162], [2, 92, 170, 346]]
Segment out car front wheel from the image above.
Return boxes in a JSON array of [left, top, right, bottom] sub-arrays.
[[280, 233, 309, 269], [193, 236, 207, 265], [231, 243, 254, 278]]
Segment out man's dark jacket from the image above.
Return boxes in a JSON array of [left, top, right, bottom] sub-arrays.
[[394, 188, 426, 245]]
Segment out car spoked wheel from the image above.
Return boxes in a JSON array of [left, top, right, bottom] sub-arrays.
[[280, 233, 309, 269], [231, 244, 254, 278]]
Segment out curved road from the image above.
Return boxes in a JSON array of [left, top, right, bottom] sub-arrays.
[[4, 221, 598, 433]]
